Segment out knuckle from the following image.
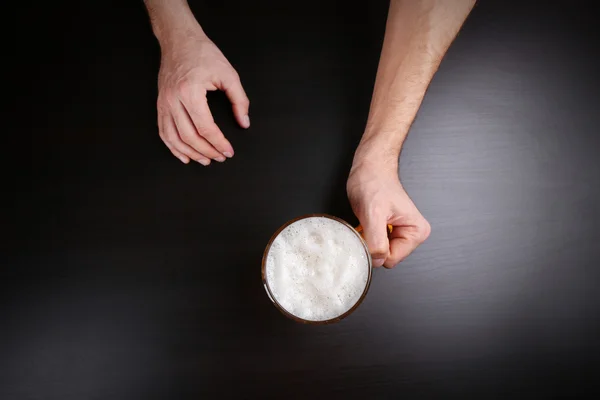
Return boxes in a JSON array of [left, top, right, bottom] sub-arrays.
[[370, 245, 388, 259], [373, 242, 388, 254], [238, 97, 250, 107], [177, 128, 195, 142], [198, 126, 221, 140], [177, 129, 192, 140], [166, 132, 181, 144], [171, 143, 185, 154], [156, 98, 168, 114], [417, 219, 431, 242], [229, 69, 241, 81], [164, 90, 179, 107]]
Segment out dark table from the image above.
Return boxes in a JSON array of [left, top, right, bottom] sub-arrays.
[[3, 0, 600, 398]]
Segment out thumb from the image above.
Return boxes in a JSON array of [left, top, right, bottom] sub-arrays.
[[360, 217, 390, 267], [223, 74, 250, 129]]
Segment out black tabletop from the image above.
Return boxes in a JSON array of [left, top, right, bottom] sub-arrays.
[[3, 0, 600, 398]]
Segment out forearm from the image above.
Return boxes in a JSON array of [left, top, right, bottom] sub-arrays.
[[355, 0, 475, 170], [144, 0, 205, 47]]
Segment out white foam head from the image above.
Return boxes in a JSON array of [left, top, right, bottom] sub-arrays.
[[264, 216, 370, 321]]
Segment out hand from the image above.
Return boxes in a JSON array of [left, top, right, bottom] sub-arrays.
[[347, 160, 431, 268], [156, 29, 250, 165]]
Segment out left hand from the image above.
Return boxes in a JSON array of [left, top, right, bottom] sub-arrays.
[[347, 160, 431, 268], [156, 28, 249, 165]]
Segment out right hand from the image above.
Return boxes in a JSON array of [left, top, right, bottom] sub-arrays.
[[157, 30, 250, 165], [347, 155, 431, 268]]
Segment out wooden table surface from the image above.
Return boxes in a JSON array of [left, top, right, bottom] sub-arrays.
[[3, 0, 599, 398]]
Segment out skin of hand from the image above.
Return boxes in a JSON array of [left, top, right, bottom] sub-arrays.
[[348, 0, 475, 268], [348, 159, 431, 269], [146, 0, 249, 165]]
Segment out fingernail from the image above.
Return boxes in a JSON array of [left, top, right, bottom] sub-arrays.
[[243, 115, 250, 128], [373, 258, 385, 267], [198, 159, 210, 166], [223, 151, 233, 158], [179, 156, 189, 164], [214, 155, 226, 162]]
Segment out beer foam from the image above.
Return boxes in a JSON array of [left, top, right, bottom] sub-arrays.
[[265, 216, 370, 321]]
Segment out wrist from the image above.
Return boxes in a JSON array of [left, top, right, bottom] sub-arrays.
[[352, 134, 401, 174], [350, 147, 399, 181], [147, 1, 206, 49], [155, 19, 206, 50]]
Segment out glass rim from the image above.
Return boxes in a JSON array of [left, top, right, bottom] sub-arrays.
[[261, 213, 373, 325]]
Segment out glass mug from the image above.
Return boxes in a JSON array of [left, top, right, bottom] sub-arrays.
[[261, 213, 392, 325]]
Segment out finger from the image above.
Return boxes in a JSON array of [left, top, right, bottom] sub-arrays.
[[383, 222, 431, 269], [162, 113, 211, 166], [222, 74, 250, 128], [360, 215, 390, 268], [172, 100, 226, 162], [158, 112, 189, 164], [180, 94, 235, 158], [165, 142, 190, 164], [384, 236, 419, 269]]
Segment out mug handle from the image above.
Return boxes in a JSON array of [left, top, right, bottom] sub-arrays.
[[355, 224, 393, 236]]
